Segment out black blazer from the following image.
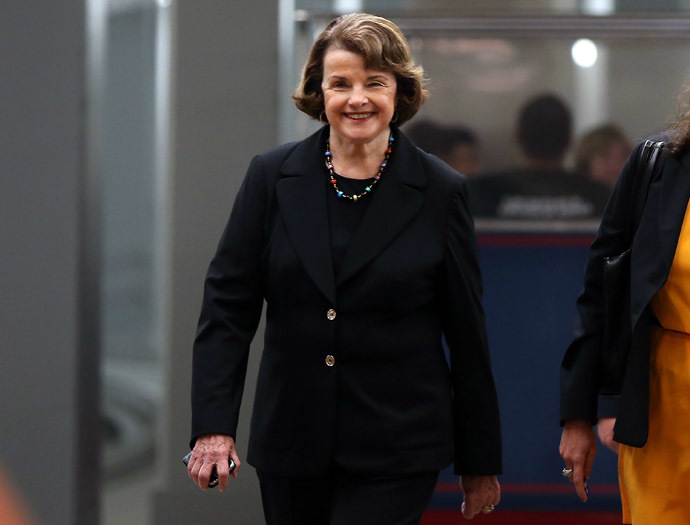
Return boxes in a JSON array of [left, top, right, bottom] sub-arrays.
[[561, 139, 690, 447], [191, 125, 502, 476]]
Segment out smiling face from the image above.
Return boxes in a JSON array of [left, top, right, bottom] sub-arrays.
[[321, 48, 397, 146]]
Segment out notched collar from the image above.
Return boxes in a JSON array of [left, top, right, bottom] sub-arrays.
[[275, 125, 428, 301]]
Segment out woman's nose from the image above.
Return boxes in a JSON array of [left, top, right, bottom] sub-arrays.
[[348, 86, 368, 106]]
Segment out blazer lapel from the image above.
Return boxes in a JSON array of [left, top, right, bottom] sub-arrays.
[[336, 130, 426, 286], [277, 126, 337, 306], [631, 150, 690, 328]]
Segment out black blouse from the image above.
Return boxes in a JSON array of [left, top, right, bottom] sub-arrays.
[[325, 173, 376, 277]]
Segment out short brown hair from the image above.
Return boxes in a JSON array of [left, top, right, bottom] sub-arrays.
[[292, 13, 428, 126], [574, 124, 631, 175]]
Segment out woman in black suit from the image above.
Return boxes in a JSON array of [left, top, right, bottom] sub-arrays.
[[186, 13, 502, 523], [560, 86, 690, 523]]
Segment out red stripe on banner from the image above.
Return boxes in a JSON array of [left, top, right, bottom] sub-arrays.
[[421, 510, 623, 524], [435, 482, 620, 495], [477, 235, 595, 247]]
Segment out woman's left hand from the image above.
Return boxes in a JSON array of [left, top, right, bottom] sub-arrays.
[[459, 475, 500, 519]]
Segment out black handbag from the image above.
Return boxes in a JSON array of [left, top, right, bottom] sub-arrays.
[[599, 140, 664, 395]]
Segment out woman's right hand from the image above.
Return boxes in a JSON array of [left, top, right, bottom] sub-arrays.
[[559, 419, 596, 502], [596, 417, 619, 454], [187, 433, 241, 492]]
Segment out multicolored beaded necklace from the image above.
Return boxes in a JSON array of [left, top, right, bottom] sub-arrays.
[[325, 133, 394, 202]]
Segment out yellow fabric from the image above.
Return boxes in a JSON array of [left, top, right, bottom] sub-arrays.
[[619, 201, 690, 524]]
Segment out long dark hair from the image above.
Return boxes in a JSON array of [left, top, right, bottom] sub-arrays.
[[666, 82, 690, 156]]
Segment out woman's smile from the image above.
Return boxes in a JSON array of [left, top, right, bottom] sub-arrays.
[[345, 112, 375, 121]]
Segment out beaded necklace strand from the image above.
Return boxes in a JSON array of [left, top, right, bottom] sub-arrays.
[[325, 133, 394, 202]]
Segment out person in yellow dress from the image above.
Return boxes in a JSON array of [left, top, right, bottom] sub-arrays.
[[559, 81, 690, 524]]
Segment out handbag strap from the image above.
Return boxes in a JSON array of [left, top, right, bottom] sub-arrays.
[[627, 140, 664, 244]]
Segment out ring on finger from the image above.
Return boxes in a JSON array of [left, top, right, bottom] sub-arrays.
[[562, 467, 573, 479], [482, 505, 495, 513]]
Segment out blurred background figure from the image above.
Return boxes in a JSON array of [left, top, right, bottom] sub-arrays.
[[574, 124, 632, 190], [469, 93, 610, 221], [405, 119, 481, 177]]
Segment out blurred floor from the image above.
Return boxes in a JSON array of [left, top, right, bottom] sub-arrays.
[[103, 468, 154, 525], [101, 358, 159, 525]]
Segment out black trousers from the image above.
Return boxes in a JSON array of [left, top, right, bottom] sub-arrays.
[[257, 467, 439, 525]]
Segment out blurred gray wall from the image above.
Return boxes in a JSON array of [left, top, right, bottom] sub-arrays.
[[151, 1, 278, 523], [0, 2, 99, 525]]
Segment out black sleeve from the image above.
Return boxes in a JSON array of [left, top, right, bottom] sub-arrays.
[[442, 179, 503, 476], [560, 142, 645, 425], [190, 155, 267, 447]]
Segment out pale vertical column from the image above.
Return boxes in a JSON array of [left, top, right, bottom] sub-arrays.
[[153, 0, 174, 490], [279, 0, 297, 144], [573, 40, 610, 136], [335, 0, 363, 11], [81, 0, 107, 522], [582, 0, 615, 15], [573, 0, 613, 134], [151, 0, 278, 522]]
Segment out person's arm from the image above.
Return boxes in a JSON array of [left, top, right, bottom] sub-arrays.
[[438, 178, 500, 472], [559, 142, 646, 499], [560, 142, 645, 424], [442, 181, 502, 476], [189, 155, 268, 487], [441, 180, 502, 517]]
